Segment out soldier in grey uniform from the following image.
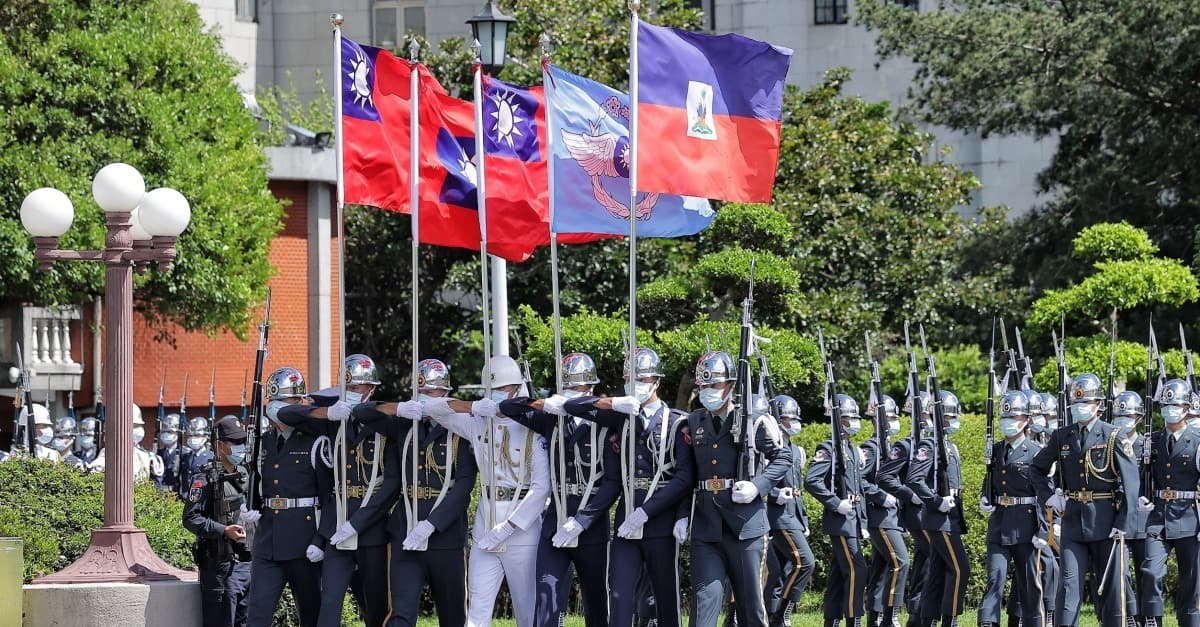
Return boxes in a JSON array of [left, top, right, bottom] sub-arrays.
[[977, 391, 1051, 627], [352, 358, 478, 627], [688, 350, 791, 627], [764, 395, 814, 627], [1137, 379, 1200, 627], [806, 393, 869, 627], [1031, 373, 1139, 627], [905, 390, 969, 627], [1109, 390, 1150, 626], [244, 367, 326, 627], [861, 394, 908, 627]]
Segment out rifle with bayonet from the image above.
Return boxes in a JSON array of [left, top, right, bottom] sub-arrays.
[[1144, 321, 1159, 500], [865, 332, 887, 462], [1106, 321, 1117, 424], [817, 329, 846, 501], [1000, 319, 1018, 393], [984, 320, 997, 506], [240, 369, 248, 426], [208, 366, 217, 425], [904, 322, 924, 459], [156, 366, 167, 456], [1015, 327, 1034, 392], [919, 325, 949, 498], [180, 372, 191, 419], [247, 288, 271, 511], [733, 259, 757, 481], [512, 332, 537, 399], [1183, 324, 1197, 403], [14, 342, 35, 453]]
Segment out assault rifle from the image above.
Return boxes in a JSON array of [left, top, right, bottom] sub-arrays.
[[247, 288, 271, 511], [733, 260, 757, 481], [865, 332, 887, 459], [903, 322, 924, 455], [919, 325, 949, 498]]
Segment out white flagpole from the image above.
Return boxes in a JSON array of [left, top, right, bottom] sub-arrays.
[[330, 13, 354, 551], [407, 39, 422, 543], [625, 0, 642, 537]]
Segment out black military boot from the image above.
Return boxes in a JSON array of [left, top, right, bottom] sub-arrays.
[[1148, 617, 1163, 627], [940, 617, 959, 627], [869, 610, 880, 627], [823, 619, 841, 627], [780, 601, 794, 627], [883, 606, 902, 627], [978, 622, 998, 627], [1007, 616, 1022, 627]]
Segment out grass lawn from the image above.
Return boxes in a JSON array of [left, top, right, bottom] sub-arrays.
[[387, 611, 1104, 626]]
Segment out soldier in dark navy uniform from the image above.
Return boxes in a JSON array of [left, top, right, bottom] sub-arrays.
[[905, 390, 970, 627], [180, 416, 214, 498], [183, 415, 253, 627], [763, 395, 814, 627], [806, 393, 869, 627], [977, 391, 1052, 627], [157, 413, 185, 492], [1031, 373, 1139, 627], [353, 358, 478, 627], [1137, 379, 1200, 627], [861, 394, 908, 627], [498, 352, 619, 627], [876, 391, 933, 627], [564, 347, 695, 627], [278, 354, 401, 627], [687, 350, 790, 627], [1108, 390, 1151, 626]]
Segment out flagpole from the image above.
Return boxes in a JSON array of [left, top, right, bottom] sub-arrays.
[[472, 40, 499, 543], [407, 39, 422, 541], [625, 0, 642, 536], [330, 13, 353, 551]]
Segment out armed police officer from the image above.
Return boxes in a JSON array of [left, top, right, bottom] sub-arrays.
[[764, 395, 814, 627], [1031, 373, 1139, 627], [183, 415, 253, 627], [353, 358, 478, 627]]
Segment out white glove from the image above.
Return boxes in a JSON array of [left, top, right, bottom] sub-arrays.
[[305, 544, 325, 563], [611, 396, 641, 415], [775, 487, 794, 505], [835, 499, 853, 516], [396, 400, 423, 421], [938, 496, 955, 513], [732, 480, 760, 504], [471, 399, 498, 418], [1109, 528, 1126, 540], [979, 496, 995, 514], [330, 521, 357, 546], [1046, 489, 1067, 515], [883, 494, 898, 509], [238, 504, 261, 524], [1032, 536, 1049, 551], [402, 520, 436, 551], [673, 518, 690, 543], [617, 507, 649, 538], [910, 493, 922, 505], [327, 400, 354, 421], [1052, 523, 1061, 540], [479, 521, 517, 550], [543, 395, 568, 417], [551, 517, 584, 547], [1137, 496, 1155, 512]]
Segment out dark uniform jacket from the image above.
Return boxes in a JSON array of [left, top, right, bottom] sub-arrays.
[[160, 445, 182, 492], [1031, 419, 1139, 543], [1147, 427, 1200, 539], [984, 436, 1051, 545], [179, 448, 213, 499], [768, 442, 809, 534], [906, 437, 966, 533], [689, 409, 792, 542], [279, 404, 401, 548], [501, 397, 617, 545], [183, 462, 252, 562], [876, 436, 923, 533], [861, 439, 901, 531], [253, 427, 330, 561], [804, 437, 868, 537], [1127, 433, 1149, 539], [354, 403, 477, 549], [567, 397, 696, 539]]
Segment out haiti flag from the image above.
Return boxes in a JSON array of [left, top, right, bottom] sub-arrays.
[[545, 63, 714, 237], [635, 20, 793, 203]]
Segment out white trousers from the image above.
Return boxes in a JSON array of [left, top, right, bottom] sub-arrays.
[[466, 537, 539, 627]]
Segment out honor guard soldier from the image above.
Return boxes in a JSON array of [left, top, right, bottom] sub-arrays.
[[1031, 373, 1139, 627], [805, 393, 869, 627], [278, 354, 400, 627], [876, 391, 934, 627], [905, 390, 970, 627], [1110, 390, 1149, 626], [862, 395, 909, 627], [1137, 379, 1200, 627], [977, 391, 1051, 627], [52, 415, 80, 466], [183, 415, 253, 627], [75, 416, 102, 469], [689, 351, 791, 627], [424, 355, 551, 627], [158, 413, 185, 492], [564, 346, 695, 627], [20, 403, 62, 463], [180, 416, 214, 495], [497, 352, 618, 627], [764, 395, 815, 627], [353, 358, 478, 627], [244, 367, 325, 627]]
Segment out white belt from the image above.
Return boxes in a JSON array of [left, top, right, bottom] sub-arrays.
[[1157, 489, 1199, 500], [699, 478, 735, 492], [996, 496, 1037, 506], [266, 496, 319, 510]]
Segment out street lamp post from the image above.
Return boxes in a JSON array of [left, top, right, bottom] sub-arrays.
[[21, 163, 195, 583]]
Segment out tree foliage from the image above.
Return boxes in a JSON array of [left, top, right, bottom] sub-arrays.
[[0, 0, 283, 336]]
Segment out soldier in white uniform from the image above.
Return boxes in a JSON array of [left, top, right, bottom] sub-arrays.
[[17, 403, 62, 463], [422, 355, 551, 627], [94, 404, 155, 482]]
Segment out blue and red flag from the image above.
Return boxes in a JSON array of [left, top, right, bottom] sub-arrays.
[[635, 20, 793, 203], [545, 64, 714, 237]]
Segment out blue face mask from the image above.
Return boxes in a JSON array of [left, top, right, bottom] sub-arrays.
[[886, 419, 901, 436], [560, 389, 584, 400], [843, 418, 862, 436], [1163, 406, 1186, 425], [1029, 415, 1047, 433], [998, 418, 1023, 438], [1114, 417, 1137, 436], [226, 444, 246, 465], [1070, 403, 1096, 424], [491, 390, 512, 404], [699, 388, 727, 412], [783, 423, 801, 437], [944, 417, 961, 436]]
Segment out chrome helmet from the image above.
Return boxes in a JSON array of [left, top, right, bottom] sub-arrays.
[[1159, 379, 1192, 407], [266, 367, 307, 401], [1112, 390, 1145, 419], [416, 359, 453, 391], [54, 415, 79, 438], [1039, 393, 1058, 417], [902, 390, 934, 416], [624, 347, 665, 379], [344, 354, 381, 386], [1068, 373, 1104, 404], [832, 393, 860, 418], [186, 416, 211, 437], [772, 395, 799, 421], [1022, 390, 1044, 415], [999, 390, 1030, 418], [561, 353, 600, 387], [936, 390, 961, 417], [694, 351, 736, 385], [869, 394, 899, 419]]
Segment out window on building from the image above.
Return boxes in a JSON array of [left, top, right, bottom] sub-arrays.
[[889, 0, 920, 10], [814, 0, 848, 25], [235, 0, 257, 23], [373, 1, 426, 50]]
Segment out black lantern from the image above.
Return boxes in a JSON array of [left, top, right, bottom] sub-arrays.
[[466, 1, 516, 74]]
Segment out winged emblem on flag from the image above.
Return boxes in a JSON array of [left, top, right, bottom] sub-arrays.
[[561, 115, 660, 221]]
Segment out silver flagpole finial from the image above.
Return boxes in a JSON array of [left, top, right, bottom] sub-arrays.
[[408, 39, 420, 61], [470, 39, 482, 64], [539, 33, 552, 58], [330, 13, 344, 26], [628, 1, 640, 13]]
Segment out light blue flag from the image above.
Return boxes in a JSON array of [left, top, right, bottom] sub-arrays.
[[546, 64, 714, 237]]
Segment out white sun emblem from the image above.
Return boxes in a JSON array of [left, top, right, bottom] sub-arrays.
[[456, 144, 477, 185], [347, 47, 373, 108], [488, 90, 525, 148]]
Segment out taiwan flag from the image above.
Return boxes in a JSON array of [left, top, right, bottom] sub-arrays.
[[635, 20, 793, 203]]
